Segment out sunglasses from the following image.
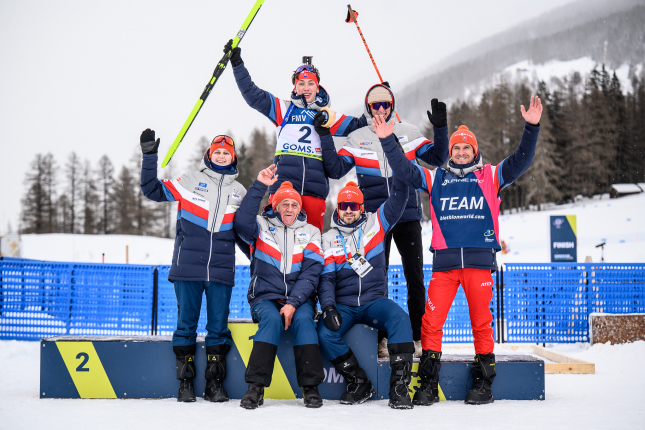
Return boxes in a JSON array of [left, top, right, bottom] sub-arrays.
[[369, 101, 392, 111], [338, 202, 361, 211], [211, 135, 235, 148]]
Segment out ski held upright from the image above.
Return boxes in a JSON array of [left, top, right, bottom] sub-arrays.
[[161, 0, 265, 168]]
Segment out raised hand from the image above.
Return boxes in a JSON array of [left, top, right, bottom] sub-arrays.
[[257, 164, 278, 186], [521, 96, 543, 126], [373, 115, 395, 139], [140, 128, 160, 154], [223, 39, 243, 67], [427, 98, 447, 128]]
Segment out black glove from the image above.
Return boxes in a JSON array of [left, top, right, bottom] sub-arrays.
[[140, 128, 160, 154], [313, 111, 330, 136], [322, 306, 342, 331], [224, 39, 243, 67], [427, 98, 447, 128]]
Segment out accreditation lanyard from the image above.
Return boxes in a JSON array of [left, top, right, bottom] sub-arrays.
[[337, 226, 373, 277]]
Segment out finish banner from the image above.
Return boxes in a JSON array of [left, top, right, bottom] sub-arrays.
[[550, 215, 577, 262]]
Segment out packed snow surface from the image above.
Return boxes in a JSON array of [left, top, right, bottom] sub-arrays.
[[1, 340, 642, 430], [15, 191, 645, 266]]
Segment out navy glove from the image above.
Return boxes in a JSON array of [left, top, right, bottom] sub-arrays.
[[427, 98, 447, 128], [224, 39, 243, 67], [140, 128, 160, 154], [313, 111, 330, 136], [322, 306, 342, 331]]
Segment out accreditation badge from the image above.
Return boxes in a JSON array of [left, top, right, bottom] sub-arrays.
[[349, 253, 373, 278]]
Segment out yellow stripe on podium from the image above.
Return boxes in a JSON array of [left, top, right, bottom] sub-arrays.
[[229, 324, 296, 399], [56, 342, 116, 399]]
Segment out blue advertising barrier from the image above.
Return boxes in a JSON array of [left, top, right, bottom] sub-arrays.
[[2, 257, 643, 343]]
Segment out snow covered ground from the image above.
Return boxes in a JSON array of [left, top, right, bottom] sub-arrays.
[[13, 191, 645, 266], [1, 340, 642, 430]]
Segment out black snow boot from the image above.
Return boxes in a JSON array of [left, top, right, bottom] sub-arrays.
[[240, 382, 265, 409], [332, 350, 375, 405], [302, 385, 323, 408], [388, 351, 414, 409], [413, 350, 442, 406], [204, 345, 230, 402], [175, 352, 197, 403], [465, 353, 496, 405]]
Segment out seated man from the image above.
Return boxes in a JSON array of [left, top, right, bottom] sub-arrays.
[[317, 178, 416, 409], [234, 165, 325, 409]]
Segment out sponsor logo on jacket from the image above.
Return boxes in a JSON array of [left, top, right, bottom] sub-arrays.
[[359, 141, 372, 146], [297, 232, 310, 244], [199, 182, 207, 187], [195, 187, 208, 192], [397, 135, 408, 143]]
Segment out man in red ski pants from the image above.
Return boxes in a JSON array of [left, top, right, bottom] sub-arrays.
[[373, 96, 543, 406]]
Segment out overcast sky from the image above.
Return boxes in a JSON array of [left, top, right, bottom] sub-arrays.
[[0, 0, 577, 231]]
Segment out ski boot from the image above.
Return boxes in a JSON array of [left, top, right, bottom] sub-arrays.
[[465, 353, 496, 405], [413, 350, 441, 406]]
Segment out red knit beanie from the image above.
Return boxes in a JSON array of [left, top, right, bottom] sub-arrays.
[[272, 181, 302, 210], [449, 125, 478, 157], [337, 181, 364, 212], [208, 135, 235, 160]]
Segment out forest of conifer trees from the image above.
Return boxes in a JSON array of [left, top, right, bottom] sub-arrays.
[[18, 65, 645, 235]]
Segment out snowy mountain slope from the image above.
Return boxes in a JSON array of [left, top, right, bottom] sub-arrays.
[[397, 2, 645, 125], [13, 192, 645, 266]]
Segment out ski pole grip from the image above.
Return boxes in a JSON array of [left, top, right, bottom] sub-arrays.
[[320, 107, 336, 128]]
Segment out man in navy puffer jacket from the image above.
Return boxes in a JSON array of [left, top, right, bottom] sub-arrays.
[[317, 83, 449, 356], [140, 130, 248, 403], [234, 165, 325, 409]]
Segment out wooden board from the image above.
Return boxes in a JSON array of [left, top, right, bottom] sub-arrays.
[[531, 346, 595, 374]]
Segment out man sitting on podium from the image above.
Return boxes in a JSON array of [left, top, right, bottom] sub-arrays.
[[317, 178, 416, 409]]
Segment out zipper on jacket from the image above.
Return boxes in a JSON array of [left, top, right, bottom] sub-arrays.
[[176, 236, 184, 266], [301, 157, 306, 194], [383, 150, 390, 196], [358, 276, 362, 306], [250, 276, 257, 299], [283, 227, 289, 298], [461, 247, 464, 269], [207, 175, 225, 281]]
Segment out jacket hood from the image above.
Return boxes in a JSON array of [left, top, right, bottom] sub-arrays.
[[446, 152, 484, 177], [363, 83, 398, 125], [330, 210, 368, 234], [262, 203, 309, 229], [290, 85, 331, 110]]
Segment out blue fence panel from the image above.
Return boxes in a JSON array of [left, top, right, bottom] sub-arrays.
[[0, 258, 154, 340], [504, 264, 589, 343], [155, 265, 253, 336], [588, 264, 645, 314]]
